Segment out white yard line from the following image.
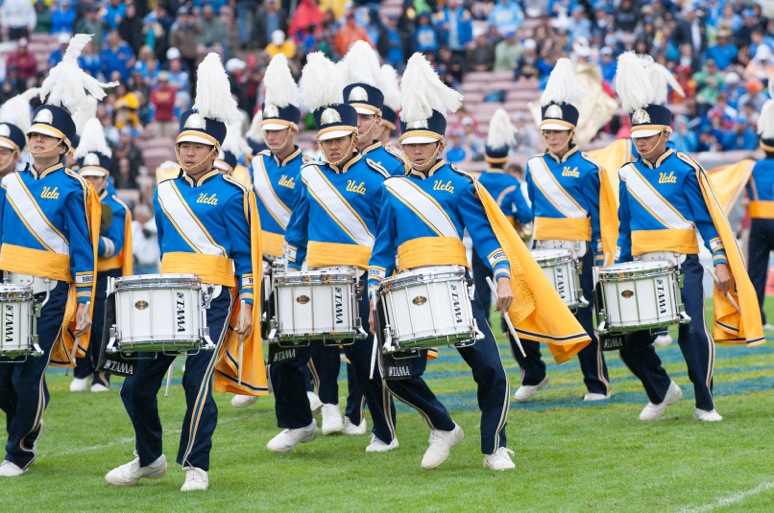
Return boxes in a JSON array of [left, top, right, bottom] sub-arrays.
[[680, 481, 774, 513]]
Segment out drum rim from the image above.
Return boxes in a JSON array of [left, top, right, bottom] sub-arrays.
[[530, 248, 575, 264], [114, 274, 203, 290], [599, 260, 675, 276], [0, 284, 34, 298], [381, 265, 467, 289], [273, 272, 357, 285]]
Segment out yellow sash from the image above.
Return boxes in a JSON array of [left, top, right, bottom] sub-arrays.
[[397, 237, 468, 271], [706, 159, 755, 216]]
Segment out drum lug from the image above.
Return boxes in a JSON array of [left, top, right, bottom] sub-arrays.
[[577, 294, 589, 308], [203, 286, 214, 309], [30, 340, 43, 357], [355, 317, 368, 340], [678, 309, 691, 325], [597, 317, 608, 335], [106, 327, 119, 354], [200, 328, 216, 351]]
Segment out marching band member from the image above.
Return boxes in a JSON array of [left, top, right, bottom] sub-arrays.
[[515, 59, 613, 403], [71, 118, 132, 393], [0, 35, 104, 477], [614, 52, 763, 422], [367, 53, 591, 470], [246, 110, 269, 158], [377, 64, 402, 149], [214, 120, 253, 187], [0, 89, 38, 179], [472, 108, 532, 322], [267, 52, 397, 454], [106, 54, 267, 491]]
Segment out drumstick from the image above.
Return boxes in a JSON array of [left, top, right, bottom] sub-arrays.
[[164, 361, 174, 397], [486, 277, 526, 357], [70, 301, 91, 363], [705, 266, 740, 313], [238, 300, 246, 386]]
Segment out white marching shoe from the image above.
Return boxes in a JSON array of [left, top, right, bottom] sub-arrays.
[[69, 376, 90, 392], [181, 467, 209, 491], [91, 383, 109, 393], [653, 334, 673, 347], [513, 376, 548, 402], [321, 403, 344, 435], [0, 461, 25, 477], [266, 420, 317, 453], [342, 417, 367, 435], [365, 434, 399, 453], [639, 381, 682, 421], [307, 391, 323, 415], [421, 423, 464, 469], [693, 408, 723, 422], [231, 395, 258, 408], [483, 448, 516, 471], [583, 392, 611, 402], [105, 455, 167, 486]]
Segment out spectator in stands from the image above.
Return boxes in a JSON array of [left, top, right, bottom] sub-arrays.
[[493, 30, 522, 73], [101, 29, 136, 83], [567, 5, 591, 44], [134, 45, 159, 85], [0, 0, 36, 40], [414, 12, 441, 56], [671, 4, 707, 60], [78, 38, 102, 78], [6, 38, 37, 91], [236, 0, 259, 50], [514, 38, 540, 81], [149, 71, 177, 137], [598, 46, 615, 83], [75, 4, 108, 49], [434, 0, 473, 57], [165, 47, 191, 109], [722, 72, 745, 110], [746, 45, 774, 85], [51, 0, 76, 34], [288, 0, 322, 47], [113, 156, 140, 190], [169, 7, 200, 79], [722, 116, 758, 151], [119, 2, 145, 56], [143, 3, 173, 62], [612, 0, 638, 34], [738, 80, 767, 113], [460, 117, 484, 161], [335, 11, 371, 58], [49, 32, 71, 68], [706, 26, 737, 71], [0, 80, 17, 105], [707, 90, 737, 125], [714, 3, 742, 32], [34, 0, 51, 34], [255, 0, 289, 49], [437, 46, 464, 84], [265, 29, 296, 59], [736, 8, 763, 49], [114, 91, 143, 132], [379, 14, 406, 71], [693, 58, 725, 111], [131, 204, 160, 275], [466, 29, 495, 72], [512, 111, 541, 155], [112, 128, 145, 182], [104, 0, 126, 30], [198, 5, 228, 55], [671, 115, 698, 153], [444, 129, 467, 163], [487, 0, 524, 37]]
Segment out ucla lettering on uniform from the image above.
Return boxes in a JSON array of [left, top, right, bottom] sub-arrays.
[[196, 192, 218, 205], [345, 179, 367, 195], [658, 171, 677, 184], [432, 179, 455, 193], [561, 166, 580, 178], [40, 186, 60, 199], [278, 175, 296, 189]]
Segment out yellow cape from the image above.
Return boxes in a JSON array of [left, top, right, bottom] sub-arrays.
[[706, 159, 755, 216], [213, 191, 270, 395], [475, 182, 591, 363]]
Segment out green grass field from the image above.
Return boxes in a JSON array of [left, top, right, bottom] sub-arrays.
[[2, 308, 773, 513]]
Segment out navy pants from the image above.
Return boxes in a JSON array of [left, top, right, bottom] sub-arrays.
[[509, 250, 610, 395], [471, 249, 493, 325], [309, 342, 366, 425], [119, 288, 232, 472], [384, 291, 509, 455], [271, 275, 396, 443], [74, 268, 121, 385], [619, 255, 716, 410], [0, 281, 68, 469], [747, 218, 774, 325]]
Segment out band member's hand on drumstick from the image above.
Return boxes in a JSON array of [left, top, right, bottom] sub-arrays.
[[368, 297, 377, 335], [235, 303, 254, 342], [495, 276, 514, 312], [714, 263, 732, 295], [74, 303, 92, 337]]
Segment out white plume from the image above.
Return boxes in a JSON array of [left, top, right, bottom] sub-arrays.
[[0, 88, 39, 134], [72, 96, 98, 136], [759, 99, 774, 139], [400, 53, 462, 124], [339, 40, 382, 89], [39, 34, 117, 113], [222, 115, 251, 156], [246, 110, 265, 143], [487, 108, 516, 149], [541, 58, 585, 107], [615, 52, 656, 113], [192, 53, 242, 126], [73, 118, 112, 160], [380, 64, 401, 111], [263, 54, 301, 109], [300, 52, 342, 112], [646, 62, 685, 104]]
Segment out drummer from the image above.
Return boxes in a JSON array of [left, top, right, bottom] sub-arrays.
[[614, 52, 763, 422], [515, 59, 611, 403], [70, 118, 132, 393], [106, 54, 264, 491], [267, 52, 397, 454], [0, 36, 102, 477]]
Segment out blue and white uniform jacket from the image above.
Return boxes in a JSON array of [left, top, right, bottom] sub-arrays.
[[746, 158, 774, 219], [97, 189, 129, 272], [477, 168, 532, 225], [360, 141, 407, 176]]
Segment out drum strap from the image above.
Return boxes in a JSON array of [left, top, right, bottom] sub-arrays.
[[4, 173, 69, 254], [384, 178, 458, 238], [253, 156, 292, 229], [528, 158, 588, 219], [156, 181, 227, 256]]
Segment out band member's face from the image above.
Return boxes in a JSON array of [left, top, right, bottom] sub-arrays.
[[178, 142, 215, 170], [402, 142, 442, 168], [633, 132, 667, 157], [320, 135, 354, 163], [541, 129, 571, 152], [28, 132, 64, 155], [357, 113, 379, 140], [0, 147, 17, 174], [84, 174, 107, 192], [264, 127, 296, 153]]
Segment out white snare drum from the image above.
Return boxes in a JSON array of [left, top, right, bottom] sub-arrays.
[[530, 248, 587, 310], [379, 265, 482, 355], [0, 284, 42, 359], [596, 260, 690, 335], [108, 274, 214, 354], [269, 267, 364, 344]]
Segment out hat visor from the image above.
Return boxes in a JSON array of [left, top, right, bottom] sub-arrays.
[[631, 128, 664, 139], [27, 125, 68, 143], [353, 106, 378, 116], [318, 129, 356, 141], [539, 121, 572, 131], [261, 122, 292, 131], [79, 167, 109, 177], [400, 135, 440, 145], [0, 139, 19, 151], [176, 133, 218, 146]]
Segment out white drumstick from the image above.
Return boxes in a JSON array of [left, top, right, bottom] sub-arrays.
[[71, 301, 91, 363], [164, 361, 174, 398], [238, 300, 246, 386], [705, 266, 740, 313], [486, 277, 526, 357]]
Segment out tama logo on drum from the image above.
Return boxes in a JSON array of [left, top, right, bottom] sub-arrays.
[[655, 279, 668, 315], [176, 292, 186, 332], [4, 305, 14, 344], [334, 286, 344, 325], [450, 284, 464, 324], [554, 267, 566, 298], [387, 365, 410, 378]]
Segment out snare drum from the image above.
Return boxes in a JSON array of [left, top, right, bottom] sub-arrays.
[[530, 248, 586, 310], [596, 260, 689, 336], [379, 266, 481, 355], [269, 267, 363, 344], [108, 274, 212, 354], [0, 284, 42, 359]]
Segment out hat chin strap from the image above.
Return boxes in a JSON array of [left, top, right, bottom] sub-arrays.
[[176, 145, 219, 174], [266, 129, 293, 154], [541, 129, 574, 156], [29, 138, 64, 158], [639, 131, 668, 160], [406, 142, 442, 172], [358, 116, 381, 146], [0, 149, 18, 175], [322, 134, 358, 168]]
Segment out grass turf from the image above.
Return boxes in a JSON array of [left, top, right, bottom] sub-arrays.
[[1, 311, 773, 512]]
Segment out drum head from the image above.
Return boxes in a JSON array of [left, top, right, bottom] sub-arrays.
[[599, 260, 675, 278], [114, 274, 202, 290], [382, 265, 466, 291], [530, 248, 574, 266], [274, 270, 355, 286]]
